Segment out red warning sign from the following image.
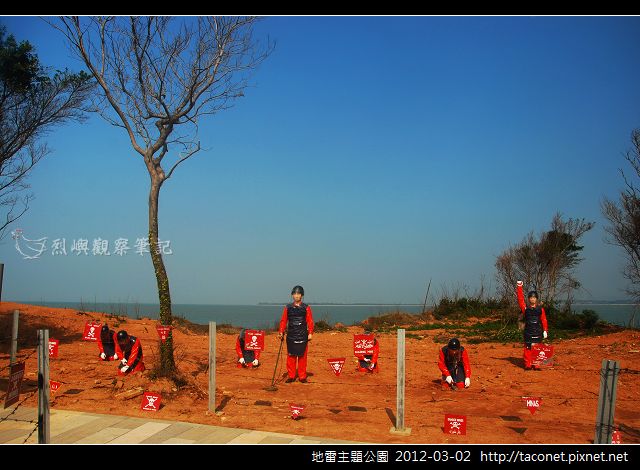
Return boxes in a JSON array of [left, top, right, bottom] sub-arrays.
[[50, 380, 62, 393], [83, 322, 101, 341], [522, 396, 543, 415], [353, 334, 375, 355], [531, 344, 554, 367], [611, 429, 622, 444], [141, 392, 162, 412], [444, 414, 467, 435], [327, 358, 346, 376], [48, 339, 59, 358], [244, 330, 265, 351], [289, 403, 305, 420], [4, 361, 25, 409], [156, 325, 172, 342]]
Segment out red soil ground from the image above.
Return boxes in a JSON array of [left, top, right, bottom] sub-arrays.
[[1, 302, 639, 443]]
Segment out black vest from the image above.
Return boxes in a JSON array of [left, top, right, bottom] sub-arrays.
[[524, 306, 543, 343], [286, 303, 309, 356]]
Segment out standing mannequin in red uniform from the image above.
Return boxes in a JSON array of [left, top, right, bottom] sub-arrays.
[[278, 285, 314, 383], [115, 330, 145, 375], [516, 280, 549, 370]]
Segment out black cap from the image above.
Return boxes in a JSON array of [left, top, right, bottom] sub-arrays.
[[291, 285, 304, 296], [448, 338, 461, 350], [101, 324, 109, 334], [116, 330, 129, 344], [527, 291, 538, 299]]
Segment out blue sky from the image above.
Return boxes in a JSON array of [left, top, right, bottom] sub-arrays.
[[0, 16, 638, 305]]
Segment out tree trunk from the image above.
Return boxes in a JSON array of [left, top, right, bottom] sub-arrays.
[[148, 174, 176, 375]]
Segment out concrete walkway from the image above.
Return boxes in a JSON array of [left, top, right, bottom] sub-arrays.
[[0, 407, 351, 444]]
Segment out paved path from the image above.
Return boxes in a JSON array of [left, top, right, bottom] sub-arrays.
[[0, 407, 351, 444]]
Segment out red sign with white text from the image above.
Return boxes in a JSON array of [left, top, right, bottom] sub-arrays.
[[156, 326, 172, 342], [611, 430, 622, 444], [244, 330, 265, 351], [327, 358, 346, 376], [444, 414, 467, 435], [50, 380, 62, 393], [353, 334, 375, 355], [4, 362, 25, 409], [522, 396, 543, 415], [289, 403, 305, 420], [141, 392, 162, 412], [48, 339, 59, 358], [83, 322, 101, 341], [531, 344, 554, 367]]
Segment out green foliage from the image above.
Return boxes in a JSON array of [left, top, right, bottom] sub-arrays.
[[360, 311, 423, 332], [432, 296, 510, 320]]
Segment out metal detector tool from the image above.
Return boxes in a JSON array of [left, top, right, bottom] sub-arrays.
[[265, 333, 285, 392]]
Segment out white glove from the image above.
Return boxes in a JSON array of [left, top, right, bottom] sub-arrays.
[[543, 331, 548, 339], [121, 358, 128, 366], [363, 357, 371, 362], [113, 353, 118, 360], [445, 376, 453, 385], [238, 357, 245, 364], [121, 365, 129, 373], [517, 280, 523, 287], [464, 377, 471, 388], [252, 359, 259, 366], [100, 352, 106, 360]]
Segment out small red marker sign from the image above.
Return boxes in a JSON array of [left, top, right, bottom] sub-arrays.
[[141, 392, 162, 412], [156, 326, 172, 342], [531, 344, 554, 367], [522, 396, 543, 415], [50, 380, 62, 393], [353, 334, 375, 356], [444, 414, 467, 435], [4, 362, 25, 409], [289, 403, 305, 420], [327, 358, 346, 376], [48, 339, 59, 358], [611, 429, 622, 444], [83, 322, 101, 341], [244, 330, 265, 351]]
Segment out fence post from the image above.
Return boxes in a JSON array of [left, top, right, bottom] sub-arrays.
[[37, 329, 50, 444], [594, 359, 620, 444], [208, 321, 216, 413], [10, 310, 19, 365], [391, 328, 411, 435]]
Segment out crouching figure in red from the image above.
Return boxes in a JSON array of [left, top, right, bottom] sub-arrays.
[[115, 330, 145, 375], [438, 338, 471, 390], [355, 330, 379, 373], [98, 324, 119, 361], [516, 280, 549, 370], [236, 328, 261, 368]]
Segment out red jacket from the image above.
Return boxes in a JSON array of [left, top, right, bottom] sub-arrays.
[[279, 303, 314, 335], [438, 348, 471, 378]]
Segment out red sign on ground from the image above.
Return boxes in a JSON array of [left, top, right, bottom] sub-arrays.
[[532, 344, 554, 367], [244, 330, 265, 351], [353, 334, 375, 355], [289, 403, 305, 420], [4, 362, 25, 409], [83, 322, 101, 341], [48, 339, 59, 358], [50, 380, 62, 393], [156, 325, 172, 342], [327, 358, 346, 376], [611, 429, 622, 444], [522, 396, 543, 415], [141, 392, 162, 412], [444, 414, 467, 435]]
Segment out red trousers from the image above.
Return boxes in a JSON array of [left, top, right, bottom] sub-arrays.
[[287, 347, 308, 380], [523, 344, 539, 369]]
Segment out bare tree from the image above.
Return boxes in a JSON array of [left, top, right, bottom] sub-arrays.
[[495, 212, 595, 307], [0, 26, 93, 238], [50, 16, 272, 376], [601, 129, 640, 303]]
